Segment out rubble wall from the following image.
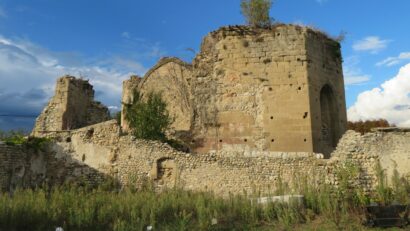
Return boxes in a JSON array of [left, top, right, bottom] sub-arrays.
[[126, 25, 346, 155], [32, 76, 110, 136], [2, 122, 410, 196]]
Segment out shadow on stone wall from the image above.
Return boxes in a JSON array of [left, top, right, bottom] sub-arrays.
[[0, 143, 116, 193]]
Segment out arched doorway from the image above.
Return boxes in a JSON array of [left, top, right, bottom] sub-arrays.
[[320, 85, 339, 156]]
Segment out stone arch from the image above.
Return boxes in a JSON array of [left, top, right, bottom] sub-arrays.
[[319, 84, 339, 156], [139, 57, 193, 133]]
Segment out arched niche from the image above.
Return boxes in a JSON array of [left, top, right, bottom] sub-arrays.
[[319, 84, 339, 157]]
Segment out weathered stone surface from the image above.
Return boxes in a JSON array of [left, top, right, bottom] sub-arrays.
[[138, 57, 193, 138], [121, 75, 141, 132], [2, 124, 410, 196], [32, 76, 110, 136], [123, 24, 346, 156]]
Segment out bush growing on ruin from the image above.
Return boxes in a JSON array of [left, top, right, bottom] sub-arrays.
[[241, 0, 274, 28], [347, 119, 394, 134], [0, 129, 51, 151], [124, 90, 172, 141]]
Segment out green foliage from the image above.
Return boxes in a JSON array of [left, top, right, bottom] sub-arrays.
[[0, 130, 27, 145], [0, 130, 51, 151], [0, 164, 409, 230], [124, 90, 172, 142], [240, 0, 274, 28]]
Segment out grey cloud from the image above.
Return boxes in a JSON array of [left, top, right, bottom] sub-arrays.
[[0, 34, 152, 131]]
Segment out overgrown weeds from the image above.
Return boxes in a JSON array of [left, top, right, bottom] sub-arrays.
[[0, 161, 409, 230]]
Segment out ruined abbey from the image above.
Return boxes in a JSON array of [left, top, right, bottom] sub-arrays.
[[1, 24, 409, 195], [122, 25, 347, 157]]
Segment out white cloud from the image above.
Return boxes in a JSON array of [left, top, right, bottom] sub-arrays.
[[348, 63, 410, 127], [345, 75, 370, 85], [343, 56, 371, 85], [0, 34, 148, 130], [376, 52, 410, 67], [353, 36, 390, 54]]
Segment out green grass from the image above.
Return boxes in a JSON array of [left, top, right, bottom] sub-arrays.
[[0, 173, 408, 231], [0, 157, 408, 230]]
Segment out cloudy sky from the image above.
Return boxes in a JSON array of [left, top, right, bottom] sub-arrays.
[[0, 0, 409, 131]]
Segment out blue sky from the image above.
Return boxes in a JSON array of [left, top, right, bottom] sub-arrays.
[[0, 0, 410, 131]]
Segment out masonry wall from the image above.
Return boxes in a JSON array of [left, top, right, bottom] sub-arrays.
[[121, 75, 141, 132], [32, 76, 110, 136], [305, 31, 347, 157], [131, 24, 346, 155], [138, 58, 194, 138], [190, 26, 314, 154], [2, 121, 410, 196]]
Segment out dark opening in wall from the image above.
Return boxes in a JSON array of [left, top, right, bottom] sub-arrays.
[[191, 140, 195, 144], [298, 87, 302, 90], [82, 154, 86, 162], [268, 87, 273, 91], [270, 116, 274, 120], [263, 58, 272, 64], [271, 139, 275, 142], [303, 112, 308, 119], [304, 139, 307, 142], [244, 139, 248, 142], [219, 139, 223, 143], [320, 84, 340, 157], [66, 137, 71, 143], [86, 128, 94, 139], [242, 40, 249, 47]]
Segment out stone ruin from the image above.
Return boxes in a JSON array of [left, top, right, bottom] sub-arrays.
[[32, 76, 110, 136], [121, 25, 347, 157], [2, 24, 407, 195]]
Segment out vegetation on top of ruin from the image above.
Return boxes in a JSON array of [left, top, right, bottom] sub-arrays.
[[240, 0, 274, 28], [348, 119, 395, 134], [0, 130, 51, 151]]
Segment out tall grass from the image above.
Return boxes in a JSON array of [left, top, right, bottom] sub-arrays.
[[0, 162, 409, 230]]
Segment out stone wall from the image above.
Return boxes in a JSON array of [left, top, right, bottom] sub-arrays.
[[121, 75, 141, 132], [32, 76, 110, 136], [137, 58, 194, 139], [332, 128, 410, 181], [0, 142, 109, 192], [2, 121, 410, 196], [0, 144, 61, 191], [127, 24, 347, 155], [305, 30, 347, 156]]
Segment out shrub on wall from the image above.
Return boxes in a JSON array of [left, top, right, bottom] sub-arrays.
[[0, 129, 51, 151], [240, 0, 274, 28], [347, 119, 394, 134], [124, 90, 172, 142]]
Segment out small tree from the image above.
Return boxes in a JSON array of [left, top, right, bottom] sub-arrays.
[[241, 0, 274, 28], [124, 90, 172, 141]]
